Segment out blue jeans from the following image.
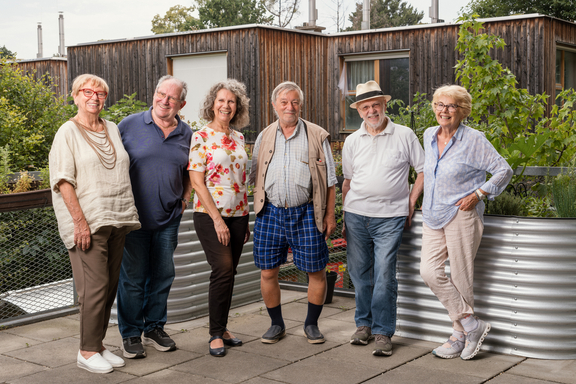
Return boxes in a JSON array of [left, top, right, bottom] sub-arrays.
[[345, 212, 406, 337], [117, 214, 182, 339]]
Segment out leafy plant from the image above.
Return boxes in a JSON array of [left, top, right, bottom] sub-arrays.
[[12, 171, 34, 193], [551, 171, 576, 218], [0, 145, 11, 194], [100, 93, 148, 124], [0, 58, 75, 171], [485, 191, 527, 216], [38, 167, 51, 190], [454, 17, 576, 181]]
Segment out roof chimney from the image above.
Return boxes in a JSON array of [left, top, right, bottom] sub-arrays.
[[37, 23, 43, 58], [429, 0, 444, 23], [361, 0, 370, 30], [58, 12, 65, 56]]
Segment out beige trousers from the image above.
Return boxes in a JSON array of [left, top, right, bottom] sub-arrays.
[[420, 209, 484, 332], [68, 226, 128, 351]]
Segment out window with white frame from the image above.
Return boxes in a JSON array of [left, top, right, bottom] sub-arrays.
[[339, 51, 410, 131]]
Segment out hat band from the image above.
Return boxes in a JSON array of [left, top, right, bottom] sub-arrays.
[[355, 90, 385, 103]]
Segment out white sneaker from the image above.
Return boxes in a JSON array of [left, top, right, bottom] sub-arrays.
[[77, 351, 113, 374], [101, 349, 125, 368]]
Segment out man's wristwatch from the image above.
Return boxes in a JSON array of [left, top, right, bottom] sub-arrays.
[[181, 198, 189, 209], [475, 189, 486, 201]]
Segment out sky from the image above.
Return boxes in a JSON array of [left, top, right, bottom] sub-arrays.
[[0, 0, 465, 61]]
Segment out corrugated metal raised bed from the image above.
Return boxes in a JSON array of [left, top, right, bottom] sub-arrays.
[[111, 201, 261, 324], [396, 211, 576, 360]]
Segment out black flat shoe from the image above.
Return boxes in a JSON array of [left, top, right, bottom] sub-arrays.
[[209, 336, 226, 357], [304, 324, 326, 344], [223, 336, 242, 346], [223, 329, 242, 346], [261, 325, 286, 344]]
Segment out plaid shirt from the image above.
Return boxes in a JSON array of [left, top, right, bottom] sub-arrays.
[[251, 119, 336, 208]]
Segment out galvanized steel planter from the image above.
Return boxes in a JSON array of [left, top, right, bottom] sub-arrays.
[[111, 200, 261, 324], [396, 211, 576, 360]]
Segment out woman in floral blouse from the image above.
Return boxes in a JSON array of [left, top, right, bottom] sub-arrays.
[[189, 79, 251, 357]]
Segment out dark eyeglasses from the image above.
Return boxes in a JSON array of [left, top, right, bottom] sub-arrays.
[[80, 88, 108, 99], [434, 102, 460, 112]]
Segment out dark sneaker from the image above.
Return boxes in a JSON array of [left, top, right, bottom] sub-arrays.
[[350, 326, 373, 345], [461, 318, 491, 360], [261, 325, 286, 344], [304, 324, 326, 344], [143, 328, 176, 352], [122, 337, 146, 359], [372, 334, 393, 356]]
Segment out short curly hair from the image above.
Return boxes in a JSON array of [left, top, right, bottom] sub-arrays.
[[199, 79, 250, 128], [432, 85, 472, 119]]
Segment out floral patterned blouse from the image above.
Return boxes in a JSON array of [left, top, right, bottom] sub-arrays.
[[188, 125, 249, 217]]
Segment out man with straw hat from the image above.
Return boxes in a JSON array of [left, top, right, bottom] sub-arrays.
[[342, 80, 424, 356]]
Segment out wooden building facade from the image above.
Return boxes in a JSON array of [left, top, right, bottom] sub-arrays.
[[67, 14, 576, 142], [17, 57, 68, 98]]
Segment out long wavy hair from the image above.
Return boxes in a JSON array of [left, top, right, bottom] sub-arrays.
[[199, 79, 250, 128]]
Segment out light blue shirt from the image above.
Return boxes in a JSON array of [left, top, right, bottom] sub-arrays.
[[250, 119, 336, 208], [422, 124, 513, 229]]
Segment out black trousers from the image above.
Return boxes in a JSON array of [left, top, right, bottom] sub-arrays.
[[193, 212, 249, 337]]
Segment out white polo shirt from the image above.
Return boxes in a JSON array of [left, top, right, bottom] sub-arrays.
[[342, 118, 425, 217]]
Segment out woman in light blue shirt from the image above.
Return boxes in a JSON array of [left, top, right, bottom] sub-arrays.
[[419, 85, 512, 361]]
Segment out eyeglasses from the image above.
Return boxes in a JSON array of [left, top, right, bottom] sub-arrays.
[[156, 91, 182, 105], [80, 88, 108, 99], [359, 102, 382, 113], [434, 102, 460, 112]]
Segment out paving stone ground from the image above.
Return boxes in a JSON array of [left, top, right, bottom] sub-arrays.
[[1, 290, 574, 384]]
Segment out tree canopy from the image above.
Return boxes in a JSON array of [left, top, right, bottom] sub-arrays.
[[152, 0, 274, 33], [460, 0, 576, 22], [346, 0, 424, 31], [151, 5, 198, 34], [0, 45, 15, 59]]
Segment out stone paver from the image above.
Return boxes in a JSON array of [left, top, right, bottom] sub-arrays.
[[488, 373, 559, 384], [118, 348, 202, 376], [316, 342, 430, 371], [4, 337, 81, 368], [224, 313, 302, 338], [5, 317, 80, 342], [241, 333, 339, 362], [2, 290, 576, 384], [172, 348, 289, 383], [407, 352, 525, 380], [130, 368, 227, 383], [0, 331, 43, 353], [10, 362, 136, 384], [364, 365, 485, 384], [0, 355, 47, 382], [507, 359, 576, 384], [262, 354, 382, 384]]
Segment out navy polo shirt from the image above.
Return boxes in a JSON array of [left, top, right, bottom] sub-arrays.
[[119, 108, 192, 230]]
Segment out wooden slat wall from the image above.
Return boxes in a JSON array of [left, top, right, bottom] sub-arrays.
[[17, 59, 68, 98], [66, 16, 576, 142]]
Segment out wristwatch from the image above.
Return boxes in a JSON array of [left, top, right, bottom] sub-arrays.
[[181, 198, 189, 209], [475, 189, 486, 201]]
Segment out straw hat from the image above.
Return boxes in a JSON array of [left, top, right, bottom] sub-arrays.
[[349, 80, 391, 109]]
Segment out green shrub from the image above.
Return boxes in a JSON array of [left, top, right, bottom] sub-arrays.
[[100, 93, 148, 124], [0, 59, 75, 171], [485, 191, 528, 216], [551, 172, 576, 218]]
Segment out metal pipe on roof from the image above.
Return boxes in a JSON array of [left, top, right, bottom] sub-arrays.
[[36, 23, 43, 58], [58, 12, 65, 56], [361, 0, 370, 30]]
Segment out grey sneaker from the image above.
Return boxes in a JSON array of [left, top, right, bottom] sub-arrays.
[[350, 326, 373, 345], [432, 337, 465, 359], [372, 334, 392, 356], [461, 319, 491, 360]]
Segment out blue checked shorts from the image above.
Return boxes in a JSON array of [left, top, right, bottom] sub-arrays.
[[253, 202, 329, 273]]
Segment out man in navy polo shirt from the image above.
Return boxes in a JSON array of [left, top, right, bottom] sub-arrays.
[[116, 75, 193, 359]]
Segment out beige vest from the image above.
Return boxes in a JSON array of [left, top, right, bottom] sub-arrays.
[[254, 119, 330, 232]]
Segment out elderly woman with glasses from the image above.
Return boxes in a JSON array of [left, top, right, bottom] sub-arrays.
[[50, 74, 140, 374], [188, 79, 251, 357], [419, 85, 512, 360]]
